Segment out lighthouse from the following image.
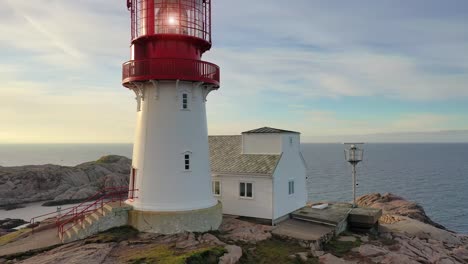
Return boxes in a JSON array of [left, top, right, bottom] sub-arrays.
[[122, 0, 222, 234]]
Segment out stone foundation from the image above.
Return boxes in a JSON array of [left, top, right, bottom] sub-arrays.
[[128, 202, 222, 234]]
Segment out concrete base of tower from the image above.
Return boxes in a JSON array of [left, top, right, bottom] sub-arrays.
[[127, 202, 223, 234]]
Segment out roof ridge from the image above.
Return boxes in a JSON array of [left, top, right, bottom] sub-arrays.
[[242, 127, 300, 134]]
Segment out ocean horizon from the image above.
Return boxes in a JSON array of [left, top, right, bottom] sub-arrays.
[[1, 143, 467, 234]]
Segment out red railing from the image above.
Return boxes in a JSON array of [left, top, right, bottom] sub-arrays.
[[122, 58, 220, 87], [56, 187, 138, 239], [29, 189, 112, 230]]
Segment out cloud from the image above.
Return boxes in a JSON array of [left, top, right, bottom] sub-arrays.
[[1, 1, 468, 143], [0, 70, 135, 143], [206, 48, 468, 101]]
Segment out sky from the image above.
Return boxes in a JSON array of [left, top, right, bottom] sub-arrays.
[[1, 0, 468, 143]]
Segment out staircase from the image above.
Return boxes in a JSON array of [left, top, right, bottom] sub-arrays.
[[60, 202, 132, 243]]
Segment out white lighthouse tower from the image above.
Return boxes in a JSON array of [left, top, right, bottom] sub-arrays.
[[122, 0, 222, 234]]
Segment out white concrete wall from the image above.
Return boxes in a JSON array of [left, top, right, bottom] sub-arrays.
[[213, 175, 273, 220], [273, 134, 307, 220], [129, 81, 217, 212], [242, 133, 282, 154]]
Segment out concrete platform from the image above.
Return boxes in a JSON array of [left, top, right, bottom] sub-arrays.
[[272, 219, 334, 241], [291, 203, 352, 235], [349, 207, 382, 229], [291, 203, 352, 226]]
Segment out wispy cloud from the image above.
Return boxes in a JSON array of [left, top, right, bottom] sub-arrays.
[[1, 0, 468, 143]]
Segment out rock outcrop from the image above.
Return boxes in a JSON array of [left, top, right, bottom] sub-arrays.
[[356, 192, 446, 229], [0, 155, 131, 207]]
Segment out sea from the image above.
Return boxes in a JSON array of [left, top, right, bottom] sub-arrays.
[[0, 143, 467, 234]]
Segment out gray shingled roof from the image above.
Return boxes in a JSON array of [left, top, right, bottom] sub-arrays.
[[209, 135, 281, 175], [242, 127, 299, 134]]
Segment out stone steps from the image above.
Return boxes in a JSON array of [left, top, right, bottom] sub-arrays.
[[60, 202, 132, 243]]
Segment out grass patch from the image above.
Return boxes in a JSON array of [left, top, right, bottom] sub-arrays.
[[323, 237, 361, 258], [123, 245, 225, 264], [186, 246, 226, 264], [240, 238, 318, 264], [96, 155, 122, 164], [0, 228, 31, 246], [85, 226, 139, 244]]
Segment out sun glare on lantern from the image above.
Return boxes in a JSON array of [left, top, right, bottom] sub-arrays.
[[168, 16, 176, 25]]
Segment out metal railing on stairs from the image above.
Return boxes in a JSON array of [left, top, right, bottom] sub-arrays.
[[29, 187, 138, 240], [57, 187, 138, 240]]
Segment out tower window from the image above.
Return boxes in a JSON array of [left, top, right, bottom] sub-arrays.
[[288, 180, 295, 195], [182, 93, 188, 109], [184, 154, 190, 170]]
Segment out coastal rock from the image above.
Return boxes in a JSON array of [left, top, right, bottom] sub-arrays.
[[0, 219, 27, 230], [356, 193, 445, 229], [18, 242, 115, 264], [319, 253, 354, 264], [380, 217, 461, 245], [199, 233, 226, 246], [0, 156, 131, 208], [175, 233, 200, 249], [357, 244, 389, 257], [218, 245, 242, 264], [219, 217, 273, 243], [452, 246, 468, 261]]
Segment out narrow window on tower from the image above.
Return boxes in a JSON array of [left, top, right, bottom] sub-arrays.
[[182, 93, 188, 110], [288, 180, 295, 195], [184, 152, 191, 171]]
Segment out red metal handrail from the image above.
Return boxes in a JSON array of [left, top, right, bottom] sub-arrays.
[[29, 188, 112, 230], [122, 58, 220, 87], [57, 187, 138, 239]]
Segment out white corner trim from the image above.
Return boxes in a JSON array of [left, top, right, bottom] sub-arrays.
[[131, 82, 145, 112], [202, 84, 216, 102], [150, 80, 159, 100]]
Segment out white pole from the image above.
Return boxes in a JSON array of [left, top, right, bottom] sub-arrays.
[[352, 164, 357, 208]]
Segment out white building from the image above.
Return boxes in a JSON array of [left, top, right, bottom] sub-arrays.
[[209, 127, 308, 225]]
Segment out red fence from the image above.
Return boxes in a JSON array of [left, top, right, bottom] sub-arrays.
[[122, 58, 220, 87], [30, 187, 138, 239], [56, 187, 138, 239]]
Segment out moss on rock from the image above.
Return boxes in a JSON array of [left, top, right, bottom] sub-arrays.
[[122, 245, 225, 264], [240, 238, 318, 264], [0, 228, 31, 246]]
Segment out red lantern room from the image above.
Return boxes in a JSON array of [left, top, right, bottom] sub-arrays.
[[122, 0, 220, 88]]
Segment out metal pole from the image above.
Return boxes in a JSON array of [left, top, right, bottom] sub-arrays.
[[352, 164, 357, 208]]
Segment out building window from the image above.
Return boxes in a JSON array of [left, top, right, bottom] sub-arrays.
[[288, 180, 295, 195], [212, 181, 221, 196], [239, 182, 253, 199], [182, 93, 188, 110], [184, 153, 191, 171], [289, 136, 293, 146]]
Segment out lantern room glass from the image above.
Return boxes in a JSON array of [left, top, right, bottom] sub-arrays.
[[131, 0, 211, 43]]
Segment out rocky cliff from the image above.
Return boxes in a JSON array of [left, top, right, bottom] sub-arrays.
[[0, 193, 467, 263], [0, 156, 131, 207]]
